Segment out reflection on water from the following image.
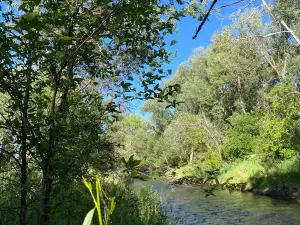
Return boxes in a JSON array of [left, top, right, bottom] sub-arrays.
[[133, 180, 300, 225]]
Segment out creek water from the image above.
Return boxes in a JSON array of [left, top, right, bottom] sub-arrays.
[[132, 179, 300, 225]]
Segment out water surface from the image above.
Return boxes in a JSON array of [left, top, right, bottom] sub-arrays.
[[133, 180, 300, 225]]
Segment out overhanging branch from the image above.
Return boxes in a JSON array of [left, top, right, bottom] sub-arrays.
[[192, 0, 218, 39]]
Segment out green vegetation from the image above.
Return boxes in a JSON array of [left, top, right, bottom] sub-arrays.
[[82, 177, 116, 225], [0, 0, 205, 224], [1, 0, 300, 224], [81, 176, 170, 225], [111, 186, 170, 225], [110, 1, 300, 198]]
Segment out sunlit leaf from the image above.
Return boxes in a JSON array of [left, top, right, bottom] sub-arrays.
[[82, 208, 95, 225]]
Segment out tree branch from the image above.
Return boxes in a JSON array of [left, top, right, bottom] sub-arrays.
[[192, 0, 218, 39], [234, 31, 291, 41], [262, 0, 300, 46], [0, 147, 21, 167], [218, 0, 246, 10]]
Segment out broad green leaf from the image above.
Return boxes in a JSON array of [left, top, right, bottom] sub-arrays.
[[82, 208, 95, 225], [129, 159, 142, 168], [128, 155, 134, 163], [21, 12, 37, 22]]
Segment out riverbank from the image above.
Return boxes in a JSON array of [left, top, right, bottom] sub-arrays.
[[165, 175, 300, 202], [158, 157, 300, 202]]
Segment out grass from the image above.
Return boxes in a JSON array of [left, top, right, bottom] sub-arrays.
[[110, 186, 170, 225], [248, 156, 300, 189], [219, 158, 265, 184], [100, 174, 170, 225], [219, 156, 300, 190]]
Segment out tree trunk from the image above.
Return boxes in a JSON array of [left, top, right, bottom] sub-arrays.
[[38, 23, 74, 225], [39, 72, 57, 225], [20, 146, 27, 225], [39, 160, 53, 225], [20, 117, 28, 225], [189, 148, 194, 165], [237, 76, 246, 114], [20, 48, 31, 225]]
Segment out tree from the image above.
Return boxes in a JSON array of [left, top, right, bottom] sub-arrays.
[[256, 84, 300, 160], [109, 114, 153, 161], [222, 113, 260, 160], [163, 112, 220, 166], [141, 100, 173, 136], [0, 0, 202, 224]]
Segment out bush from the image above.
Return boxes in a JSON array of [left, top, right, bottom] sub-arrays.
[[202, 151, 223, 170], [222, 113, 260, 160]]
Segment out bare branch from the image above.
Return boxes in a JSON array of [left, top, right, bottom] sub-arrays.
[[280, 20, 300, 46], [192, 0, 218, 40], [262, 0, 300, 46], [234, 31, 291, 41], [217, 0, 246, 10]]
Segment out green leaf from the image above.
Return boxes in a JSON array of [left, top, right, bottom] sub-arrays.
[[173, 84, 181, 92], [130, 170, 140, 178], [33, 0, 41, 5], [109, 197, 116, 215], [82, 177, 93, 192], [224, 177, 233, 184], [19, 2, 35, 12], [21, 12, 38, 22], [115, 37, 120, 45], [121, 82, 132, 89], [57, 34, 74, 41], [119, 38, 128, 44], [128, 155, 134, 163], [170, 40, 177, 46], [129, 159, 142, 168], [121, 157, 129, 169], [82, 208, 95, 225]]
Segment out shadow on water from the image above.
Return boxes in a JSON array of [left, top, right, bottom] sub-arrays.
[[133, 180, 300, 225]]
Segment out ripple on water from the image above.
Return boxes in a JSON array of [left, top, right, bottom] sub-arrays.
[[133, 180, 300, 225]]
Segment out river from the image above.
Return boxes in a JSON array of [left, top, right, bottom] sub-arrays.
[[133, 180, 300, 225]]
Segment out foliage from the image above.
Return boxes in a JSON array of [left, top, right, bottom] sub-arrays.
[[111, 186, 170, 225], [1, 0, 300, 224], [202, 151, 223, 170], [256, 84, 300, 160], [166, 164, 203, 179], [82, 177, 116, 225], [201, 169, 244, 197], [219, 159, 265, 184], [0, 0, 205, 223], [121, 155, 149, 181], [248, 156, 300, 189], [107, 4, 300, 201], [222, 113, 260, 160], [141, 100, 173, 136]]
